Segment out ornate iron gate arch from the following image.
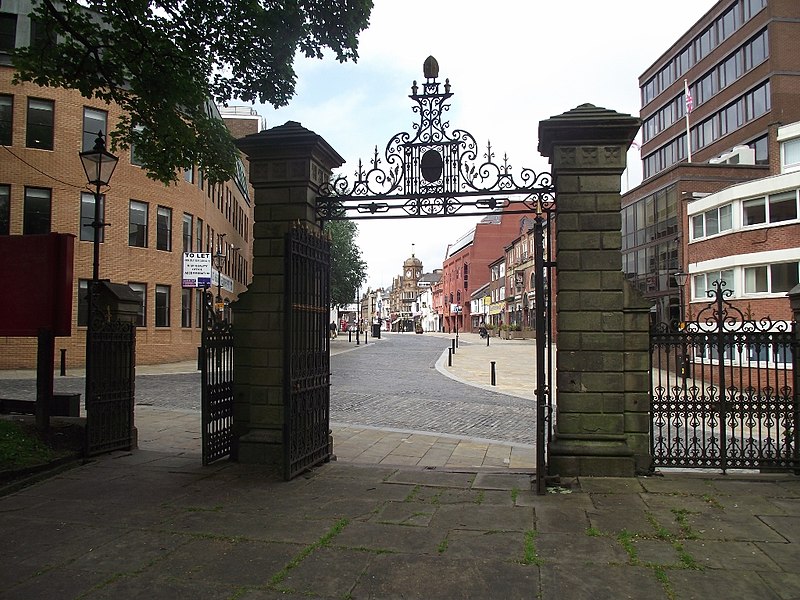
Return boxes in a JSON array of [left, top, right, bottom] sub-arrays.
[[284, 56, 556, 490]]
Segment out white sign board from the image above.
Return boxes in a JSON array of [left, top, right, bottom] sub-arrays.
[[182, 252, 212, 288]]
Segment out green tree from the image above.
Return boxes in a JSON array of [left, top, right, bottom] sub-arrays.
[[12, 0, 372, 184], [326, 220, 366, 306]]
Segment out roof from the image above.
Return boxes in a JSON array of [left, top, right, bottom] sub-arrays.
[[469, 281, 491, 300]]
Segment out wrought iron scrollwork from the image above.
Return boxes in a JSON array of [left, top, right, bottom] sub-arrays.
[[317, 58, 554, 221]]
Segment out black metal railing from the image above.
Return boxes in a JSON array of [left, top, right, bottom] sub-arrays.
[[650, 280, 798, 472], [200, 290, 234, 465], [284, 225, 331, 480]]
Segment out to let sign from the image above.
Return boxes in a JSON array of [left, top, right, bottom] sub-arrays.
[[182, 252, 212, 288]]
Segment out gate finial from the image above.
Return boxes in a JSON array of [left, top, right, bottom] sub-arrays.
[[423, 56, 439, 80]]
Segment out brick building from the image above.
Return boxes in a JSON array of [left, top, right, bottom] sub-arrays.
[[623, 0, 800, 323], [441, 209, 532, 333], [0, 3, 256, 368]]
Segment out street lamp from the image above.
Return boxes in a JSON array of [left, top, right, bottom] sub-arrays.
[[79, 131, 119, 282], [214, 240, 226, 321], [673, 271, 688, 329], [673, 270, 689, 386]]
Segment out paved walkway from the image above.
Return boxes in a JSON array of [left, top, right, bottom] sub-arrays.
[[2, 333, 800, 599]]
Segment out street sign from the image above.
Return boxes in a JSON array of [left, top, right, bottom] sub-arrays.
[[182, 252, 212, 288]]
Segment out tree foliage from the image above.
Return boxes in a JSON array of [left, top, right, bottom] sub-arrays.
[[12, 0, 372, 184], [326, 220, 366, 307]]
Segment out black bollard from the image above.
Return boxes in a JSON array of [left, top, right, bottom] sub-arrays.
[[349, 330, 352, 343], [451, 338, 456, 355], [356, 330, 360, 345], [490, 361, 496, 386], [448, 347, 452, 367], [486, 332, 490, 347], [60, 348, 66, 376], [365, 328, 368, 345]]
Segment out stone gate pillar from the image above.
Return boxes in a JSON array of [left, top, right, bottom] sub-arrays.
[[234, 121, 343, 465], [538, 104, 652, 477]]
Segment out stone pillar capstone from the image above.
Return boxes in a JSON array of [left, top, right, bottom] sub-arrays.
[[538, 104, 651, 477], [233, 121, 344, 465]]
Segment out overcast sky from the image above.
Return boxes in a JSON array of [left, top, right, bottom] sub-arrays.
[[255, 0, 716, 291]]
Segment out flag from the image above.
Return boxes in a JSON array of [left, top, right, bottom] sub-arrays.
[[684, 79, 693, 114]]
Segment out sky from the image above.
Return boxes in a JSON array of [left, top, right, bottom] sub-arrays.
[[255, 0, 717, 291]]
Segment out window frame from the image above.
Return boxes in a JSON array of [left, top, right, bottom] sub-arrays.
[[156, 205, 172, 251], [23, 186, 51, 234], [129, 200, 149, 247], [0, 184, 9, 235], [0, 94, 12, 146], [79, 192, 105, 242], [26, 97, 54, 150], [82, 107, 107, 152], [155, 285, 170, 327], [181, 288, 192, 328], [128, 282, 146, 327]]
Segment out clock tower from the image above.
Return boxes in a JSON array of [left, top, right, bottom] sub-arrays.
[[389, 245, 424, 330]]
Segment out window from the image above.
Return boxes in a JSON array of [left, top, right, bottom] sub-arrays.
[[743, 192, 798, 226], [155, 285, 170, 327], [26, 98, 54, 150], [23, 187, 51, 234], [30, 16, 55, 48], [745, 262, 799, 295], [0, 185, 8, 235], [693, 270, 733, 299], [82, 108, 107, 151], [691, 204, 732, 239], [0, 95, 12, 145], [181, 288, 192, 328], [196, 217, 203, 252], [77, 280, 90, 326], [782, 138, 800, 173], [128, 282, 146, 326], [129, 200, 148, 247], [182, 213, 193, 253], [130, 126, 144, 166], [195, 289, 204, 327], [183, 167, 194, 184], [0, 13, 16, 51], [156, 206, 172, 251], [79, 192, 104, 242]]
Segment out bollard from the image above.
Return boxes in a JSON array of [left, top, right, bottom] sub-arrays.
[[356, 330, 360, 345], [486, 333, 490, 347], [349, 330, 352, 343], [448, 347, 452, 367], [490, 361, 496, 386], [365, 328, 368, 345], [59, 348, 66, 376], [451, 338, 456, 355]]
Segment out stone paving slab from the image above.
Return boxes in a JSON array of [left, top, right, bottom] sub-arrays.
[[3, 445, 800, 600]]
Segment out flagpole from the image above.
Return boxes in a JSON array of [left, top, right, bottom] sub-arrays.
[[684, 79, 693, 163]]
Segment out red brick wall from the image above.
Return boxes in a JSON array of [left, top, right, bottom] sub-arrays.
[[0, 70, 254, 368]]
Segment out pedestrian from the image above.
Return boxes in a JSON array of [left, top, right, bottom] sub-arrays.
[[329, 321, 337, 339]]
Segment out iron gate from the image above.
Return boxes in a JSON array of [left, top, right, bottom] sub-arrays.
[[314, 57, 556, 492], [284, 225, 332, 479], [200, 290, 235, 465], [650, 281, 798, 471], [85, 284, 136, 456]]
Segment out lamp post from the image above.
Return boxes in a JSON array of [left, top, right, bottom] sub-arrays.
[[214, 244, 226, 322], [674, 270, 689, 385], [79, 131, 118, 433], [79, 131, 119, 283]]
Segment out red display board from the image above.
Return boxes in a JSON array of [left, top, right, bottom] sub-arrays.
[[0, 233, 75, 337]]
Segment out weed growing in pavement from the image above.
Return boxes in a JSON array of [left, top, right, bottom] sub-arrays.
[[270, 518, 350, 586], [670, 508, 699, 539], [701, 493, 724, 510], [521, 530, 542, 566], [617, 530, 639, 564], [510, 487, 520, 503], [437, 538, 448, 554], [585, 526, 602, 537]]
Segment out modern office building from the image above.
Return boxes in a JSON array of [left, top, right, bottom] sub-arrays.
[[0, 2, 257, 368], [623, 0, 800, 323]]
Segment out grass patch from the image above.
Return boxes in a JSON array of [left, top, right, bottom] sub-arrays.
[[404, 485, 421, 502], [437, 538, 448, 554], [271, 518, 349, 586], [474, 490, 485, 505], [646, 513, 671, 540], [585, 526, 602, 537], [187, 504, 223, 513], [701, 493, 724, 510], [617, 530, 639, 564], [653, 567, 676, 600], [510, 487, 520, 503], [0, 420, 82, 472], [670, 509, 699, 539], [521, 530, 542, 565]]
